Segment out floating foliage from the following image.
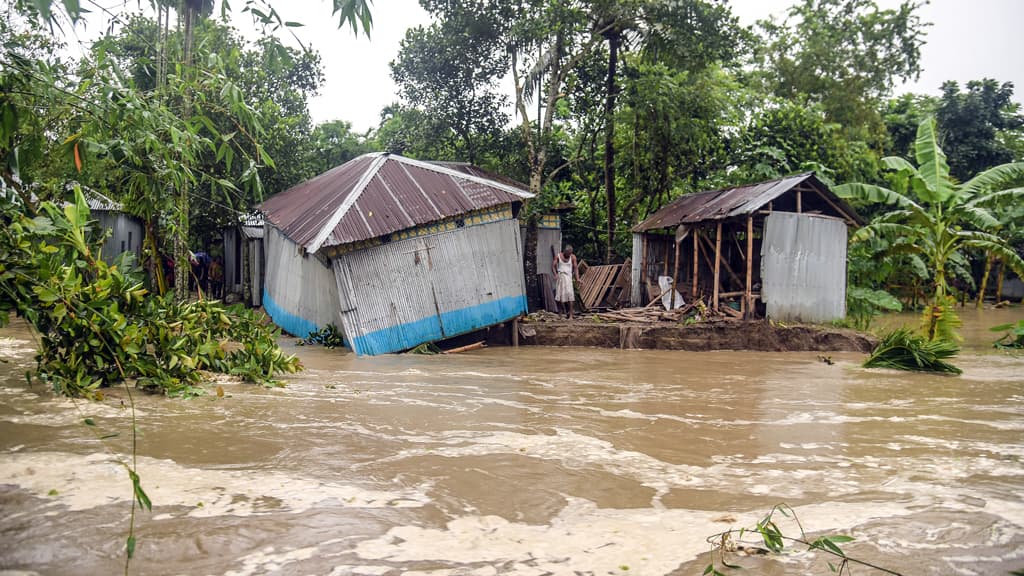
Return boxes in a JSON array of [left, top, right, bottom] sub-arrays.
[[0, 187, 301, 397], [863, 329, 962, 375], [302, 324, 345, 349], [991, 320, 1024, 349]]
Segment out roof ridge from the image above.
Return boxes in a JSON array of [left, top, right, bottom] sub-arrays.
[[394, 155, 533, 199], [307, 153, 389, 253]]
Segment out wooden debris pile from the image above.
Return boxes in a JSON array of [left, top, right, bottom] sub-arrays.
[[587, 297, 744, 324], [576, 258, 631, 310]]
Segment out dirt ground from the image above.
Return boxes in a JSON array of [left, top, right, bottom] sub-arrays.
[[516, 318, 876, 353]]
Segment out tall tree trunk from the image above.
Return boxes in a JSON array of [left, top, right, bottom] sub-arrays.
[[173, 3, 195, 301], [603, 31, 619, 264], [995, 258, 1005, 303]]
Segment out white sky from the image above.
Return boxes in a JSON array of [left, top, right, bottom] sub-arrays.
[[68, 0, 1024, 133]]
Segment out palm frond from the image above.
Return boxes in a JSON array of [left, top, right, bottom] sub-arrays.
[[913, 117, 956, 203], [851, 222, 920, 243], [953, 204, 1001, 231], [961, 162, 1024, 196], [833, 183, 926, 216], [864, 328, 961, 375]]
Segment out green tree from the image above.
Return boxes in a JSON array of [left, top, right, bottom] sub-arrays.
[[754, 0, 926, 141], [936, 79, 1024, 181], [310, 119, 376, 173], [391, 12, 509, 165], [836, 118, 1024, 340]]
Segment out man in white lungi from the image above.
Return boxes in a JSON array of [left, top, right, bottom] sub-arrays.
[[552, 245, 580, 319]]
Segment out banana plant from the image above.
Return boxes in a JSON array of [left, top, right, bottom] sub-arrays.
[[835, 117, 1024, 340]]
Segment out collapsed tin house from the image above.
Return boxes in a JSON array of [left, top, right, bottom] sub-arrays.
[[258, 152, 533, 355], [222, 212, 266, 307], [631, 173, 863, 323]]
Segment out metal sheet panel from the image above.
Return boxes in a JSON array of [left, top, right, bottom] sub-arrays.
[[761, 212, 848, 323], [94, 212, 143, 266], [333, 218, 527, 355], [536, 228, 562, 275], [631, 233, 643, 307], [263, 225, 342, 337]]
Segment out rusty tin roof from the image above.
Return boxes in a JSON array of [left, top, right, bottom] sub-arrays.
[[633, 172, 862, 232], [259, 153, 533, 252]]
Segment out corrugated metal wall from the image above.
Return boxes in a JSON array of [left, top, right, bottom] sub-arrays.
[[536, 228, 562, 274], [332, 218, 528, 355], [761, 212, 848, 323], [223, 228, 240, 293], [263, 225, 342, 337], [94, 212, 143, 266], [630, 233, 644, 306], [249, 238, 264, 308]]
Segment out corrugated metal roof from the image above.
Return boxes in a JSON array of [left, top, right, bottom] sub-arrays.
[[633, 173, 862, 232], [82, 188, 122, 212], [259, 153, 533, 252], [239, 212, 265, 239]]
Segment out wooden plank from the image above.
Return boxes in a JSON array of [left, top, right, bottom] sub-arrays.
[[640, 235, 648, 303], [713, 222, 722, 310]]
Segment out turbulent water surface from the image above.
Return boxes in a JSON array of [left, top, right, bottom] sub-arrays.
[[1, 309, 1023, 575]]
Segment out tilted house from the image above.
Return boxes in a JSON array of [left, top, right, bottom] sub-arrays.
[[631, 173, 863, 323], [259, 152, 534, 355]]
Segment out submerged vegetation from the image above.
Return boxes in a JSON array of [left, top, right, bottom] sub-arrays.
[[704, 504, 900, 575], [991, 319, 1024, 349], [1, 187, 301, 397], [863, 329, 962, 375]]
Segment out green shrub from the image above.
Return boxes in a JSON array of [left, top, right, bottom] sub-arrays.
[[991, 320, 1024, 349]]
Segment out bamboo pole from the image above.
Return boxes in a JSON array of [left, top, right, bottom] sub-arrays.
[[977, 253, 994, 309], [745, 215, 753, 320], [640, 234, 648, 303], [512, 318, 519, 348], [796, 190, 802, 213], [670, 238, 681, 309], [996, 258, 1005, 303], [713, 222, 722, 310], [692, 228, 699, 298]]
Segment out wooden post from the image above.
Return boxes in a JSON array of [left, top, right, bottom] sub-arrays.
[[996, 258, 1005, 303], [713, 222, 722, 311], [745, 216, 753, 320], [692, 228, 700, 298], [662, 236, 670, 276], [670, 238, 681, 309], [640, 235, 648, 303], [796, 190, 802, 213], [512, 317, 520, 348]]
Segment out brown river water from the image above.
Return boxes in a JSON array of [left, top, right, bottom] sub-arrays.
[[1, 308, 1023, 575]]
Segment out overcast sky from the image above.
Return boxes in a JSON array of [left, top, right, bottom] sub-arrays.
[[74, 0, 1024, 133]]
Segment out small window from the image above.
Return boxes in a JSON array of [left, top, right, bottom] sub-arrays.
[[128, 231, 133, 251], [121, 240, 126, 252]]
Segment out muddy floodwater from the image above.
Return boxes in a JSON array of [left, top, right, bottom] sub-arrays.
[[1, 309, 1023, 575]]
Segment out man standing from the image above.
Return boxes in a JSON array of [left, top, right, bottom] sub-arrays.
[[552, 245, 580, 319]]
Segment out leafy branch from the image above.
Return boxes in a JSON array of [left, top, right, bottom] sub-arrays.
[[704, 504, 902, 576]]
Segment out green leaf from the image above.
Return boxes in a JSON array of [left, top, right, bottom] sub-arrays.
[[128, 469, 152, 511], [913, 117, 955, 203], [126, 535, 136, 559], [284, 21, 305, 27], [83, 418, 95, 426]]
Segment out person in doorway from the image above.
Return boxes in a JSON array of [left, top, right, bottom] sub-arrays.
[[552, 245, 580, 319], [208, 256, 224, 299]]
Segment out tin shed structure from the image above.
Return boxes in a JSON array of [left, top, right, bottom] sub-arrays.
[[259, 153, 533, 355], [83, 189, 144, 266], [222, 212, 266, 307], [631, 173, 863, 323]]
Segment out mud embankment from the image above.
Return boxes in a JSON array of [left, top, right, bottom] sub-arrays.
[[517, 320, 876, 353]]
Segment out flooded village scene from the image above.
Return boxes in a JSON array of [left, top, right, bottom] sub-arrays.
[[2, 1, 1024, 575]]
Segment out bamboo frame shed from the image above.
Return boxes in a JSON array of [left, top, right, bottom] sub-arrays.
[[630, 173, 864, 322]]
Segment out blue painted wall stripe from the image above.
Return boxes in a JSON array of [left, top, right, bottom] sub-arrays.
[[263, 288, 320, 339], [351, 295, 527, 355]]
